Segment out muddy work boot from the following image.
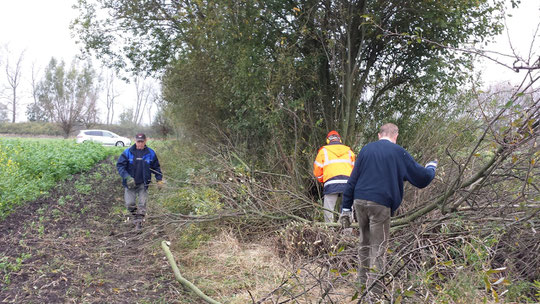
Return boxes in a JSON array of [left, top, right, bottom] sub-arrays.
[[134, 213, 145, 232], [135, 220, 142, 232]]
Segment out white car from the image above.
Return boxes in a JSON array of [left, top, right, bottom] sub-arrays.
[[76, 129, 131, 147]]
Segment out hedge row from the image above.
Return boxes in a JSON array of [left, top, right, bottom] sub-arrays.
[[0, 122, 158, 138]]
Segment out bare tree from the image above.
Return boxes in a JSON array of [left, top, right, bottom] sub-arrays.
[[146, 96, 154, 127], [30, 62, 40, 105], [79, 81, 101, 128], [147, 89, 162, 126], [132, 76, 157, 125], [104, 69, 120, 125], [26, 61, 50, 122], [3, 47, 25, 123]]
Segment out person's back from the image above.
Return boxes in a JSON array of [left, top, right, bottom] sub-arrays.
[[346, 139, 434, 213], [340, 123, 437, 293], [313, 130, 355, 222], [316, 142, 355, 192]]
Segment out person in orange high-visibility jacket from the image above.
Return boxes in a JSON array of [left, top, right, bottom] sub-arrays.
[[313, 130, 355, 222]]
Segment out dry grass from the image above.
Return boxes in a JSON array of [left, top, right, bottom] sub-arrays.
[[171, 229, 289, 303], [182, 227, 363, 303]]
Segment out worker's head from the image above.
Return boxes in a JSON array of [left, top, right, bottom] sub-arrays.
[[326, 130, 342, 144], [378, 123, 399, 143], [135, 133, 147, 150]]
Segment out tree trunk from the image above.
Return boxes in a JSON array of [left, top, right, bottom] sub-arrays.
[[11, 88, 16, 123], [339, 1, 366, 144]]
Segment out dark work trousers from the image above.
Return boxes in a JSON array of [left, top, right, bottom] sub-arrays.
[[124, 184, 148, 221], [353, 199, 391, 293]]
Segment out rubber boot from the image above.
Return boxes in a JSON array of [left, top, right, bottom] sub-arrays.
[[134, 214, 144, 232], [135, 220, 142, 232]]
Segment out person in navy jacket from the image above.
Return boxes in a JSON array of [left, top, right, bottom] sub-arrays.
[[340, 123, 437, 292], [116, 133, 163, 231]]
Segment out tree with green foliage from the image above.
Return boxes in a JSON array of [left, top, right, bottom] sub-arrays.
[[118, 107, 135, 127], [72, 0, 508, 170], [25, 102, 50, 122], [34, 58, 100, 137], [151, 103, 173, 137], [0, 103, 8, 122]]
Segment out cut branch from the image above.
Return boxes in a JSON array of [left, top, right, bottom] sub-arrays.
[[161, 241, 222, 304]]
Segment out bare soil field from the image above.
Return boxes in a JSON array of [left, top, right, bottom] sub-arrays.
[[0, 157, 188, 303]]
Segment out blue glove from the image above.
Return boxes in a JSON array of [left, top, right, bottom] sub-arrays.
[[425, 160, 438, 171]]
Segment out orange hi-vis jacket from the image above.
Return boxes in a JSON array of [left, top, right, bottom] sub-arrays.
[[313, 143, 355, 189]]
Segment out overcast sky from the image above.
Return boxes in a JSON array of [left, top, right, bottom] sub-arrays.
[[0, 1, 78, 63], [0, 0, 539, 123], [0, 0, 149, 124], [478, 0, 540, 86]]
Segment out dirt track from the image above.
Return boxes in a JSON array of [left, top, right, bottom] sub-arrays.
[[0, 157, 184, 303]]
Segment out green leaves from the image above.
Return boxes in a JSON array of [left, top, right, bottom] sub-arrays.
[[394, 288, 416, 304], [35, 58, 100, 136], [73, 0, 509, 175], [0, 138, 110, 218]]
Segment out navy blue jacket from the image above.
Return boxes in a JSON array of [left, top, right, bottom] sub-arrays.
[[116, 145, 162, 188], [324, 175, 350, 195], [342, 139, 435, 213]]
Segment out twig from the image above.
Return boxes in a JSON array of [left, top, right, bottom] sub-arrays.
[[255, 278, 290, 304]]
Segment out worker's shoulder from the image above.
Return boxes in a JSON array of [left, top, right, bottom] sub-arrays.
[[120, 146, 132, 155], [362, 140, 405, 154], [144, 146, 159, 157], [323, 143, 352, 149]]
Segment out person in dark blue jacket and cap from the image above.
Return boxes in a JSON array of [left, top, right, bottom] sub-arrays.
[[340, 123, 437, 293], [116, 133, 163, 231]]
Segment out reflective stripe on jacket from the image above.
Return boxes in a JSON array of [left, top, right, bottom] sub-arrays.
[[313, 143, 355, 186]]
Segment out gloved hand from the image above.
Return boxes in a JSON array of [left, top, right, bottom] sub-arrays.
[[156, 180, 164, 190], [339, 208, 352, 229], [425, 160, 438, 170], [125, 176, 136, 189]]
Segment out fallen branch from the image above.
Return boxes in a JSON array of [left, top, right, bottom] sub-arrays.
[[161, 241, 222, 304]]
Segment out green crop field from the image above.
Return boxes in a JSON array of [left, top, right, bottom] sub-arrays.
[[0, 138, 120, 218]]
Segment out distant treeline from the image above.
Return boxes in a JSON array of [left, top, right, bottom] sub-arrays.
[[0, 122, 158, 139]]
